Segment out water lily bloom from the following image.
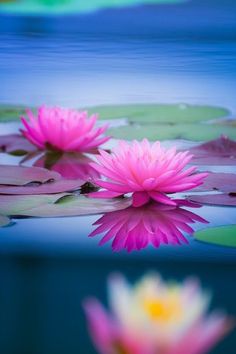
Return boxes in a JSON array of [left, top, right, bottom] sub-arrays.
[[89, 139, 208, 207], [84, 274, 232, 354], [21, 106, 110, 152], [34, 152, 100, 181], [89, 201, 208, 252]]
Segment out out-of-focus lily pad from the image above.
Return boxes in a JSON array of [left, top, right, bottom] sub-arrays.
[[195, 173, 236, 193], [0, 193, 68, 215], [0, 215, 11, 227], [188, 193, 236, 206], [0, 134, 36, 155], [195, 225, 236, 248], [0, 0, 188, 15], [0, 104, 229, 124], [0, 105, 26, 122], [188, 136, 236, 165], [89, 104, 229, 124], [0, 165, 61, 185], [108, 123, 236, 141], [0, 179, 82, 195]]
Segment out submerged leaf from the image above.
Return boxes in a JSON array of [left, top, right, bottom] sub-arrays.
[[195, 225, 236, 248], [188, 193, 236, 207], [0, 165, 61, 186]]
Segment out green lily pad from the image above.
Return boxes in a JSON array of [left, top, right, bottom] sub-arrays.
[[195, 225, 236, 248], [0, 193, 68, 216], [88, 104, 229, 124], [107, 123, 236, 141], [0, 103, 229, 124], [21, 195, 131, 217], [0, 105, 27, 122]]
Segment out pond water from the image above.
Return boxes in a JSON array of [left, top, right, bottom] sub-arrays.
[[0, 2, 236, 354]]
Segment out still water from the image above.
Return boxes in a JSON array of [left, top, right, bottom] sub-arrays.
[[0, 3, 236, 353]]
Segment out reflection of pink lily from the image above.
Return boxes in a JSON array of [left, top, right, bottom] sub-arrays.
[[84, 274, 232, 354], [89, 201, 208, 252], [34, 152, 100, 182]]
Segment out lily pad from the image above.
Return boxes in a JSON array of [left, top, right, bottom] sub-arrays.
[[1, 195, 131, 217], [0, 179, 82, 195], [195, 173, 236, 193], [0, 105, 27, 123], [188, 193, 236, 207], [0, 165, 61, 186], [0, 193, 68, 215], [88, 104, 229, 124], [195, 225, 236, 248], [0, 134, 36, 155], [108, 123, 236, 142], [0, 215, 11, 227], [188, 136, 236, 165]]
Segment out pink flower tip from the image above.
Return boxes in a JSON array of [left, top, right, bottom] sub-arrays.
[[89, 139, 208, 206], [20, 105, 110, 152]]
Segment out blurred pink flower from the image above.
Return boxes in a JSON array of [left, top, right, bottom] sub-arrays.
[[89, 139, 208, 207], [89, 201, 208, 252], [21, 106, 110, 152], [84, 274, 232, 354], [34, 152, 100, 181]]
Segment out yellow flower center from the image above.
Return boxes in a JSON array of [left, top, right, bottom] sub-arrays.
[[143, 296, 182, 323]]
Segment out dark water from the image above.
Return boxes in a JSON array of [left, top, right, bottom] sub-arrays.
[[0, 2, 236, 353]]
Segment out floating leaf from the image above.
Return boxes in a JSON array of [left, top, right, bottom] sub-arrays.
[[188, 193, 236, 207], [0, 134, 36, 155], [188, 136, 236, 165], [195, 225, 236, 248], [0, 193, 68, 215], [0, 105, 26, 123], [88, 104, 229, 124], [195, 173, 236, 193], [108, 123, 236, 142], [0, 179, 82, 195], [0, 215, 11, 227], [0, 104, 229, 124], [0, 165, 61, 185], [4, 195, 131, 217]]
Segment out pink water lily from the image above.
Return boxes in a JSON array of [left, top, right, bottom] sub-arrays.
[[89, 139, 208, 207], [84, 274, 232, 354], [21, 106, 110, 152], [89, 201, 208, 252]]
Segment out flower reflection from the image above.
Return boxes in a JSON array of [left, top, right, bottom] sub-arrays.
[[34, 151, 100, 182], [89, 201, 208, 252], [84, 273, 232, 354]]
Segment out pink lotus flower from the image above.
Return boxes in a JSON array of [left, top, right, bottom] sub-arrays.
[[21, 106, 110, 152], [89, 139, 208, 207], [84, 274, 232, 354], [89, 201, 208, 252], [34, 152, 100, 181]]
